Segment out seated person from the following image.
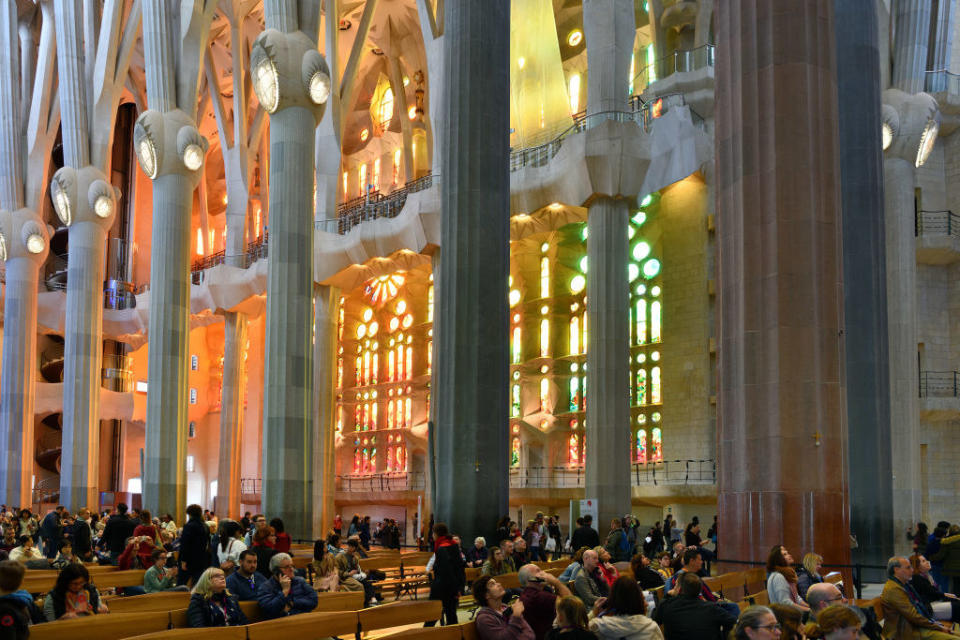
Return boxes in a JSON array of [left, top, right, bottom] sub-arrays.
[[0, 530, 19, 554], [500, 539, 517, 574], [144, 548, 186, 593], [0, 559, 44, 634], [257, 552, 318, 618], [910, 554, 960, 624], [473, 574, 535, 640], [630, 553, 665, 590], [483, 547, 511, 577], [559, 548, 589, 583], [467, 537, 490, 568], [311, 539, 339, 592], [252, 526, 278, 580], [226, 549, 265, 600], [8, 537, 42, 565], [546, 595, 597, 640], [518, 564, 571, 640], [51, 540, 78, 569], [42, 563, 109, 620], [654, 572, 736, 640], [187, 567, 249, 627], [573, 550, 608, 609], [336, 538, 376, 605], [587, 576, 661, 640], [881, 556, 957, 639]]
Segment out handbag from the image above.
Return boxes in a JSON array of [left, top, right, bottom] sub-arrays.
[[545, 537, 557, 552]]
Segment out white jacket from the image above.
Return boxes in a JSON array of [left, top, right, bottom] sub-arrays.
[[217, 538, 247, 565], [589, 614, 664, 640]]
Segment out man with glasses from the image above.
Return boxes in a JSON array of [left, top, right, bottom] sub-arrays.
[[806, 582, 847, 618], [881, 556, 958, 639], [257, 552, 318, 619]]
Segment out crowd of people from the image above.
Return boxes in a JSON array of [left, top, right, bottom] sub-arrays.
[[1, 503, 960, 640]]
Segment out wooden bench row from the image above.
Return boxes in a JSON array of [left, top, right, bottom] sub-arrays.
[[100, 588, 364, 615], [30, 597, 446, 640]]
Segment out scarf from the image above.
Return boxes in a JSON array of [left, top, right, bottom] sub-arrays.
[[434, 535, 456, 551], [773, 566, 801, 603]]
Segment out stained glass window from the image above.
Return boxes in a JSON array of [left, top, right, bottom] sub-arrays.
[[651, 301, 661, 343], [540, 256, 550, 298], [651, 428, 662, 462], [511, 437, 521, 467], [568, 433, 580, 465], [569, 316, 580, 355], [540, 378, 550, 413], [636, 429, 647, 463], [540, 317, 550, 357], [513, 326, 523, 363], [636, 368, 647, 405], [512, 384, 521, 417], [651, 366, 661, 404], [569, 377, 580, 412]]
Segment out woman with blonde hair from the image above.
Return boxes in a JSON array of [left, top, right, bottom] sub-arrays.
[[802, 604, 862, 639], [547, 595, 597, 640], [796, 552, 824, 600], [187, 567, 248, 627]]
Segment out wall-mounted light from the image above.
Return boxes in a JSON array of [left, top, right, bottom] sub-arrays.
[[50, 169, 75, 226], [916, 117, 939, 168], [22, 221, 46, 254], [182, 143, 204, 171], [0, 232, 6, 261], [252, 57, 280, 113], [567, 29, 583, 47]]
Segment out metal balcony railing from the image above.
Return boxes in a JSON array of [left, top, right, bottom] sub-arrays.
[[191, 234, 269, 284], [924, 69, 960, 94], [632, 44, 716, 95], [916, 210, 960, 238], [318, 174, 435, 235], [335, 472, 427, 492], [240, 477, 262, 495], [920, 371, 960, 398], [509, 459, 716, 488]]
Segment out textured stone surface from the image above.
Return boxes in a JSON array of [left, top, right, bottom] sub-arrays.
[[433, 0, 510, 542], [583, 0, 634, 114], [261, 105, 317, 540], [312, 286, 340, 537], [585, 196, 631, 530], [715, 0, 850, 569], [892, 0, 933, 93], [834, 0, 894, 576]]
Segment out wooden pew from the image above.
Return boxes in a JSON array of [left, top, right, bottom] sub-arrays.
[[460, 620, 479, 640], [122, 628, 247, 640], [497, 573, 520, 590], [748, 590, 769, 606], [378, 624, 463, 640], [29, 611, 171, 640], [105, 590, 191, 612], [169, 607, 189, 628], [358, 599, 443, 633], [246, 610, 360, 640], [314, 590, 364, 611], [718, 572, 746, 602], [239, 599, 265, 623]]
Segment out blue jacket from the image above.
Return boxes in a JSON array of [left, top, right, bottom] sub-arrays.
[[226, 570, 265, 601], [39, 512, 59, 539], [256, 576, 318, 619]]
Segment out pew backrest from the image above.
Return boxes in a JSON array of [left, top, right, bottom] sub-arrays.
[[105, 590, 191, 612], [357, 599, 442, 632], [246, 610, 360, 640], [28, 610, 170, 640], [380, 624, 463, 640], [122, 628, 248, 640], [315, 590, 364, 611]]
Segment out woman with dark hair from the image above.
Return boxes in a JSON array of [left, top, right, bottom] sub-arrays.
[[629, 553, 665, 590], [482, 547, 509, 577], [132, 509, 159, 568], [348, 514, 361, 537], [269, 518, 291, 553], [910, 553, 960, 624], [909, 522, 930, 553], [326, 532, 342, 556], [252, 526, 278, 579], [588, 576, 662, 640], [42, 563, 109, 620], [473, 574, 535, 640], [312, 538, 339, 591], [765, 545, 810, 613], [427, 522, 466, 626], [178, 504, 210, 587], [216, 520, 246, 571]]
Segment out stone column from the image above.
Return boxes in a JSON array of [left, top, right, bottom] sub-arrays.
[[885, 156, 922, 547], [833, 0, 894, 578], [585, 197, 631, 532], [0, 252, 44, 506], [715, 0, 851, 568], [433, 0, 510, 542], [583, 0, 635, 114], [253, 13, 330, 540], [892, 0, 933, 93], [581, 0, 635, 535], [312, 286, 339, 537], [138, 0, 214, 518]]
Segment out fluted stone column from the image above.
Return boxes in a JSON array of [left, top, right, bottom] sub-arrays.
[[583, 0, 635, 114], [892, 0, 933, 93], [139, 0, 215, 518], [53, 3, 122, 511], [834, 0, 893, 578], [715, 0, 851, 569], [585, 197, 631, 531], [433, 0, 510, 542], [254, 11, 330, 540], [581, 0, 635, 534], [312, 286, 339, 537]]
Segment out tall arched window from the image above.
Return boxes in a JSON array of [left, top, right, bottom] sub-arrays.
[[511, 437, 521, 467]]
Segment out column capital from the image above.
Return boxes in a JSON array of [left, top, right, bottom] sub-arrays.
[[251, 29, 330, 121], [132, 109, 209, 187], [0, 207, 49, 265], [882, 88, 940, 167], [49, 165, 120, 231]]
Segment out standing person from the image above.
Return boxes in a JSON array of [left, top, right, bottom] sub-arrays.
[[927, 523, 952, 592], [496, 516, 512, 547], [38, 507, 64, 559], [548, 516, 563, 560], [178, 504, 210, 587], [240, 512, 252, 532], [216, 520, 247, 571], [69, 508, 94, 561], [932, 525, 960, 595], [99, 503, 136, 565], [604, 519, 630, 563], [333, 514, 343, 537], [360, 516, 372, 550], [473, 575, 535, 640], [348, 515, 361, 537], [525, 521, 544, 562], [187, 568, 249, 627], [426, 523, 466, 626], [650, 522, 665, 556], [707, 516, 718, 558]]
